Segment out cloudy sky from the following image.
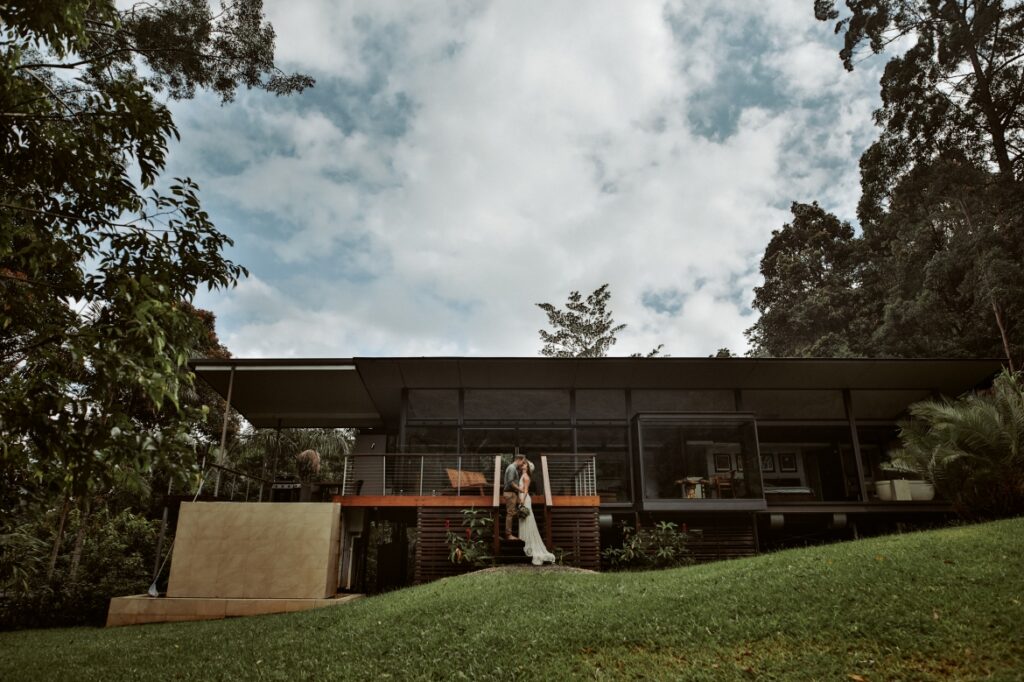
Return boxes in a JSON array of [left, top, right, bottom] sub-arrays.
[[169, 0, 887, 359]]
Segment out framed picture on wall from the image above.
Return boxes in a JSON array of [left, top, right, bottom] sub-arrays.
[[779, 452, 798, 473], [714, 453, 732, 472], [760, 454, 775, 472]]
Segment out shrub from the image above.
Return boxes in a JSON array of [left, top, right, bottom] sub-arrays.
[[0, 507, 161, 630], [893, 369, 1024, 519], [445, 508, 494, 567], [602, 521, 693, 570]]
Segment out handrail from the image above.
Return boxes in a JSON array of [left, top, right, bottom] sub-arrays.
[[491, 455, 501, 508], [209, 462, 270, 483]]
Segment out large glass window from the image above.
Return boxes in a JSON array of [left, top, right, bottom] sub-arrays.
[[577, 426, 630, 503], [632, 390, 735, 413], [407, 390, 459, 420], [460, 428, 572, 496], [757, 424, 860, 502], [463, 390, 570, 422], [516, 429, 574, 496], [636, 416, 762, 501], [576, 390, 627, 420], [402, 425, 459, 453], [856, 424, 903, 498]]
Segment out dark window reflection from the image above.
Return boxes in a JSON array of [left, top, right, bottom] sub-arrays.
[[403, 425, 458, 453], [463, 389, 570, 421], [576, 390, 627, 420], [637, 417, 761, 500], [757, 423, 859, 502], [407, 390, 459, 420], [577, 426, 630, 502]]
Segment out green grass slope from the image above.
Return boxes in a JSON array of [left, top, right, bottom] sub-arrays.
[[2, 519, 1023, 681]]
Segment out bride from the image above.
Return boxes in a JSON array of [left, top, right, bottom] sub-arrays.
[[517, 459, 555, 565]]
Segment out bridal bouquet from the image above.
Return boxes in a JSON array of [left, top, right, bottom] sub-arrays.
[[515, 502, 531, 519]]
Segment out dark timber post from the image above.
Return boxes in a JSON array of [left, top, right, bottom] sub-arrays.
[[213, 366, 235, 498], [843, 389, 868, 502]]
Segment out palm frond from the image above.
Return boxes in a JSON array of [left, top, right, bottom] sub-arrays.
[[894, 369, 1024, 518]]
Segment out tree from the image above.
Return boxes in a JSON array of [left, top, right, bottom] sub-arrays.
[[746, 202, 868, 357], [816, 0, 1024, 184], [537, 284, 628, 358], [891, 369, 1024, 519], [864, 153, 1024, 368], [228, 428, 354, 484], [0, 0, 310, 593], [749, 3, 1024, 362]]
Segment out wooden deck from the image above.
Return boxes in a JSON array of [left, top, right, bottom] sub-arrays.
[[333, 495, 600, 507]]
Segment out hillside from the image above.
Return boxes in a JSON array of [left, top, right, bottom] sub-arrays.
[[2, 518, 1023, 681]]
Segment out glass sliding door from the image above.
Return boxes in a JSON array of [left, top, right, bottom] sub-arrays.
[[634, 414, 763, 509]]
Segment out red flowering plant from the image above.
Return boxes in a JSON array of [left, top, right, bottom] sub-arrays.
[[445, 507, 494, 567]]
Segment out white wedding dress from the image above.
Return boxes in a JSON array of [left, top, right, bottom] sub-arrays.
[[518, 475, 555, 565]]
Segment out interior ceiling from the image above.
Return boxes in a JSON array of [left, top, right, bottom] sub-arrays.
[[192, 357, 1003, 430]]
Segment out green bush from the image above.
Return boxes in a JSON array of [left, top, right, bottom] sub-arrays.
[[893, 369, 1024, 520], [0, 507, 161, 630], [445, 508, 494, 567], [602, 521, 693, 570]]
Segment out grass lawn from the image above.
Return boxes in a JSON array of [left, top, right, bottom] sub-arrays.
[[2, 518, 1023, 681]]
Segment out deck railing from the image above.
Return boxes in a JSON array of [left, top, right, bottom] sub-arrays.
[[209, 463, 271, 501], [337, 453, 499, 497], [332, 452, 598, 501], [541, 453, 597, 498]]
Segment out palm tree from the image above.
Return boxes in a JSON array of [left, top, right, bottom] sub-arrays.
[[892, 369, 1024, 519]]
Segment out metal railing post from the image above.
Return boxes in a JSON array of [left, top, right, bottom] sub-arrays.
[[492, 455, 502, 508], [456, 456, 462, 496], [341, 456, 349, 496], [382, 455, 387, 496], [419, 456, 425, 496]]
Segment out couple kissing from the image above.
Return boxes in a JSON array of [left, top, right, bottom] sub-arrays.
[[501, 454, 555, 566]]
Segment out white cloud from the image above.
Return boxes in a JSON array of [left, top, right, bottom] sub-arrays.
[[180, 0, 886, 359]]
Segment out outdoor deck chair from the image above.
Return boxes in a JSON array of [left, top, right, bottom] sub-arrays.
[[445, 468, 490, 495]]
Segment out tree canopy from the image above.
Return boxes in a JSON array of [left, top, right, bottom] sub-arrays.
[[816, 0, 1023, 184], [0, 0, 310, 599], [748, 2, 1024, 368], [746, 202, 866, 358], [537, 284, 627, 358]]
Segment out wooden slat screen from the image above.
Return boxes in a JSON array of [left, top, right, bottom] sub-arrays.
[[415, 505, 602, 583], [548, 507, 601, 571], [675, 512, 757, 562], [414, 507, 480, 584]]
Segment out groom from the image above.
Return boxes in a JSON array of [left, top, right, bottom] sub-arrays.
[[502, 454, 526, 540]]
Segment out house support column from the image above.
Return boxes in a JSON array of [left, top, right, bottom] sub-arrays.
[[213, 366, 235, 498], [843, 389, 868, 502]]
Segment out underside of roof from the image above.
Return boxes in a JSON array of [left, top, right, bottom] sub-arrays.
[[190, 357, 1003, 430]]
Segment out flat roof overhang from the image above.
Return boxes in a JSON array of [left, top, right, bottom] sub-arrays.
[[191, 357, 1003, 430], [191, 359, 383, 429]]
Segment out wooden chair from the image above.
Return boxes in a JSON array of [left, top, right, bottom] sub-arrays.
[[711, 474, 734, 499], [446, 468, 490, 495]]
